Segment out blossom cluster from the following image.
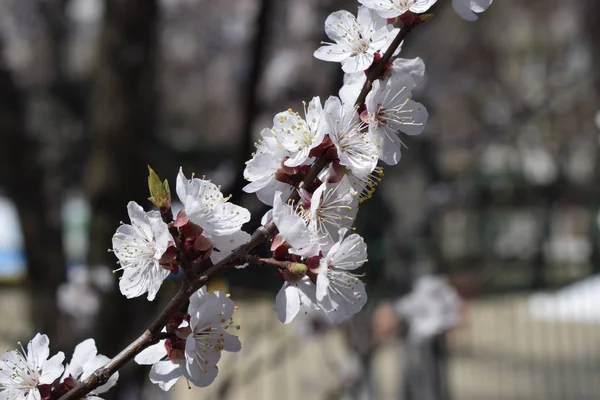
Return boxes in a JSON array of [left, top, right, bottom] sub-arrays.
[[1, 0, 494, 398], [0, 334, 117, 400]]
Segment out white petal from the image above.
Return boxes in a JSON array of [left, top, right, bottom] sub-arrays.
[[134, 341, 167, 365], [149, 360, 182, 391], [0, 388, 28, 400], [221, 331, 241, 352], [314, 44, 351, 63], [341, 53, 374, 74], [324, 10, 358, 42], [184, 335, 221, 367], [183, 356, 219, 388], [453, 0, 478, 21], [256, 180, 293, 206], [126, 202, 153, 239], [26, 389, 41, 400], [376, 129, 403, 165], [27, 333, 50, 371], [316, 269, 330, 301], [243, 176, 271, 193], [39, 352, 65, 385], [82, 355, 118, 394], [0, 352, 24, 385], [397, 100, 428, 136], [65, 339, 97, 379], [118, 261, 169, 301], [272, 192, 314, 255], [392, 57, 426, 88], [203, 202, 251, 236], [328, 232, 368, 270], [175, 168, 189, 206], [471, 0, 493, 13], [209, 230, 251, 267], [147, 212, 172, 257], [410, 0, 438, 13], [189, 289, 235, 329], [275, 283, 300, 324]]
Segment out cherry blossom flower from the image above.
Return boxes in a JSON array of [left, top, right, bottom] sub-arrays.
[[305, 181, 358, 249], [176, 168, 251, 236], [314, 7, 395, 73], [243, 128, 293, 206], [323, 96, 378, 178], [316, 229, 368, 323], [452, 0, 493, 21], [135, 288, 241, 390], [268, 191, 324, 323], [272, 191, 320, 257], [112, 201, 173, 301], [339, 57, 425, 104], [271, 97, 325, 167], [209, 231, 251, 267], [275, 275, 318, 324], [0, 333, 65, 400], [61, 339, 118, 399], [365, 75, 428, 165], [358, 0, 438, 18]]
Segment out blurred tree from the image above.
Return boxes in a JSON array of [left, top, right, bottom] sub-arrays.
[[230, 0, 273, 203], [85, 0, 159, 397], [0, 43, 67, 343]]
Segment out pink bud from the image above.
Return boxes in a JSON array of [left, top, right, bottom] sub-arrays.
[[173, 209, 189, 228]]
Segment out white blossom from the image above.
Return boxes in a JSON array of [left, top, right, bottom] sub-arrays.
[[272, 191, 320, 258], [314, 7, 395, 73], [271, 97, 325, 167], [452, 0, 493, 21], [112, 201, 172, 301], [0, 333, 65, 400], [340, 57, 425, 104], [275, 276, 318, 324], [176, 168, 251, 236], [365, 75, 428, 165], [316, 229, 368, 323], [395, 275, 462, 340], [135, 288, 240, 390], [243, 128, 292, 206], [323, 96, 378, 178], [305, 181, 358, 249], [358, 0, 438, 18], [209, 230, 251, 267], [62, 339, 118, 399]]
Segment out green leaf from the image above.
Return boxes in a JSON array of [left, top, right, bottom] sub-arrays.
[[147, 166, 171, 209]]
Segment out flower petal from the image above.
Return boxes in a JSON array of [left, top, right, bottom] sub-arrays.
[[149, 360, 182, 391], [275, 283, 301, 324], [134, 341, 167, 365], [39, 352, 65, 385]]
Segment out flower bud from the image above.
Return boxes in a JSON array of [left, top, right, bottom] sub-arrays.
[[147, 166, 171, 211], [288, 262, 308, 276]]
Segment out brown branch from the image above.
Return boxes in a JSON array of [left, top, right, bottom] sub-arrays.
[[58, 23, 413, 400], [243, 254, 296, 269]]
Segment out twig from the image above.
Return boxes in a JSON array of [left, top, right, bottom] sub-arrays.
[[58, 24, 412, 400], [354, 24, 413, 108]]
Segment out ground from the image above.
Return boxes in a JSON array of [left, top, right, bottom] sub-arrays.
[[1, 290, 599, 399]]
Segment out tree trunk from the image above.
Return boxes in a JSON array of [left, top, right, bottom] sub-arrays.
[[86, 0, 159, 397], [0, 50, 66, 344]]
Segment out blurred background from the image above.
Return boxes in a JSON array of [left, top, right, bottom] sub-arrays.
[[1, 0, 600, 399]]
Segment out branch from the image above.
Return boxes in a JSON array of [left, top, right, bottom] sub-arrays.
[[58, 23, 412, 400], [354, 24, 413, 108]]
